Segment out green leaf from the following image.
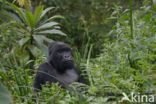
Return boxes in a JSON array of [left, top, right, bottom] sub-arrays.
[[33, 35, 53, 56], [153, 0, 156, 5], [43, 15, 64, 23], [18, 37, 30, 47], [40, 7, 55, 20], [0, 84, 12, 104], [11, 4, 27, 24], [25, 11, 34, 28], [35, 22, 59, 31], [37, 29, 66, 36], [33, 35, 53, 44], [12, 22, 30, 32], [34, 5, 44, 26]]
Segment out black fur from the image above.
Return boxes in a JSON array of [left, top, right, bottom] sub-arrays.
[[33, 41, 85, 91]]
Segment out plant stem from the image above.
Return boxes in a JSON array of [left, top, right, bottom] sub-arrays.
[[130, 0, 134, 39], [28, 30, 34, 69]]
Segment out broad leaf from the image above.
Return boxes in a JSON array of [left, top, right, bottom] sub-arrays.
[[37, 29, 66, 36], [40, 7, 55, 20], [33, 35, 53, 55], [33, 35, 53, 44], [35, 22, 58, 31], [43, 15, 64, 23], [18, 37, 30, 47]]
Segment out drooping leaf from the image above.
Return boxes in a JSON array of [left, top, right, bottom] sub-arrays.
[[18, 37, 30, 47], [11, 4, 27, 24], [0, 9, 18, 22], [37, 29, 66, 36], [43, 15, 64, 23], [33, 35, 53, 44], [40, 7, 55, 20], [33, 35, 53, 56], [35, 22, 58, 31]]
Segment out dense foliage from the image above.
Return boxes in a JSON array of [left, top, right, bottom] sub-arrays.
[[0, 0, 155, 104]]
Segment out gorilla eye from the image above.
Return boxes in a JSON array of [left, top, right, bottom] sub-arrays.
[[57, 48, 71, 53]]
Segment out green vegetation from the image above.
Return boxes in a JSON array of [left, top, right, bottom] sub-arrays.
[[0, 0, 155, 103]]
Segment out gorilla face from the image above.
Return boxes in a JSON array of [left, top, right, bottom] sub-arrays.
[[48, 42, 75, 73]]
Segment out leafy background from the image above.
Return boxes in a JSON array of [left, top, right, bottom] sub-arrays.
[[0, 0, 156, 103]]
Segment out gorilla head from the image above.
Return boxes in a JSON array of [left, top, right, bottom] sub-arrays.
[[48, 42, 74, 74]]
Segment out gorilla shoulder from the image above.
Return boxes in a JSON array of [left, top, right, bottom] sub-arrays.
[[38, 62, 51, 72]]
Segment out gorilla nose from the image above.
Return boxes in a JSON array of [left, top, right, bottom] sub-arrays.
[[64, 55, 72, 61]]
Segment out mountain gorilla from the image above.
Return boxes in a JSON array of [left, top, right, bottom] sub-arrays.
[[33, 41, 86, 91]]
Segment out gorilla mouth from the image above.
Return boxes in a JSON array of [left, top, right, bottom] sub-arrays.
[[62, 61, 74, 69], [63, 59, 73, 62]]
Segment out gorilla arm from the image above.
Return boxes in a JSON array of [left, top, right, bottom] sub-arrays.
[[33, 63, 56, 91], [33, 70, 44, 91]]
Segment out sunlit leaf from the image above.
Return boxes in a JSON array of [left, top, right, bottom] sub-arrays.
[[25, 11, 34, 28], [37, 29, 66, 36], [35, 22, 58, 31], [13, 0, 31, 10], [34, 5, 43, 26], [33, 35, 53, 44], [40, 7, 55, 20], [43, 15, 64, 23], [18, 37, 30, 47]]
